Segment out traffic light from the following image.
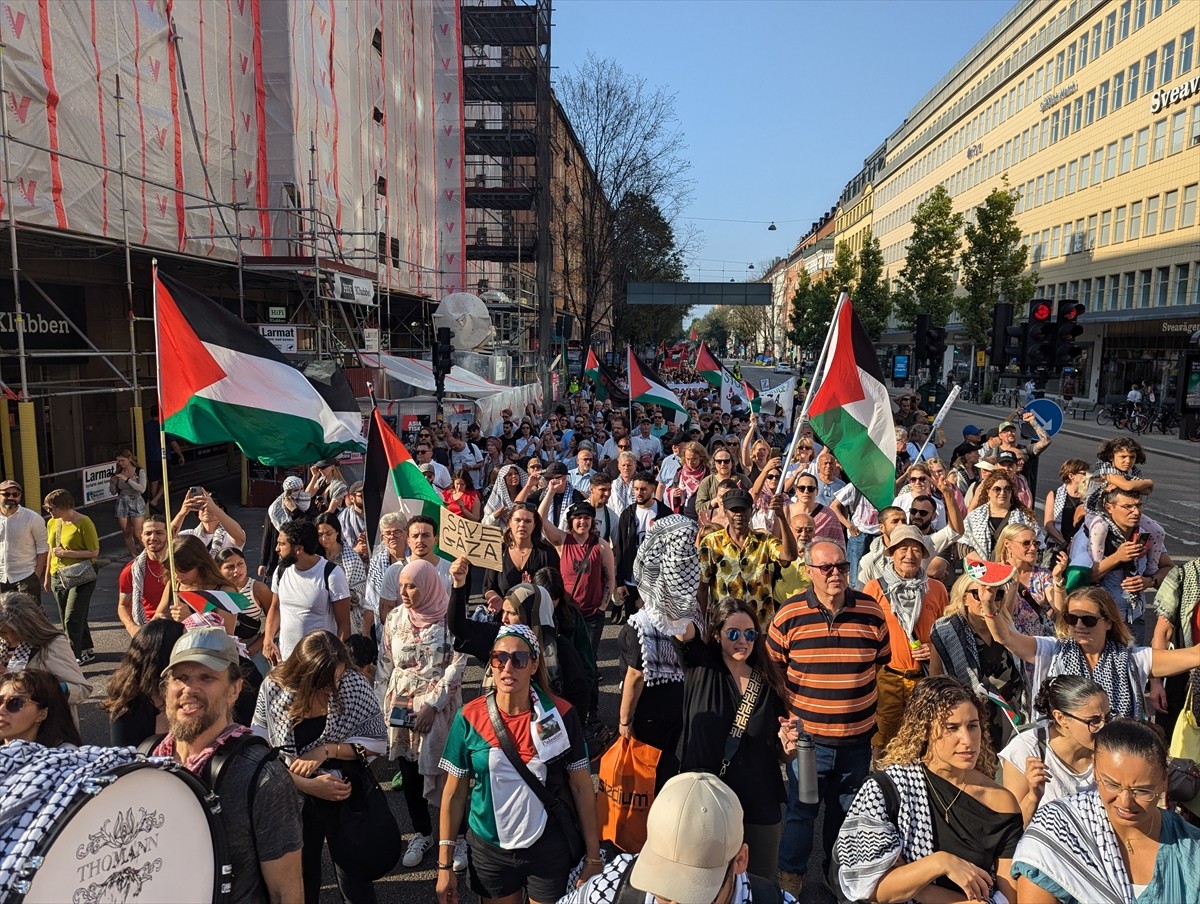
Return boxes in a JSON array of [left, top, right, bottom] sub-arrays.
[[1026, 298, 1056, 371], [925, 326, 947, 370], [914, 313, 930, 367], [987, 303, 1012, 367], [1053, 299, 1085, 368]]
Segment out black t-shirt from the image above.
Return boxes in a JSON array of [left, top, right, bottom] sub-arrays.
[[674, 636, 787, 825], [617, 624, 684, 754], [110, 695, 159, 748], [925, 766, 1022, 892], [482, 545, 560, 598]]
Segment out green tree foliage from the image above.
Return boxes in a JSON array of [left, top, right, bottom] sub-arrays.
[[959, 178, 1041, 345], [786, 268, 835, 355], [694, 307, 732, 353], [610, 192, 688, 347], [893, 185, 963, 329], [854, 230, 892, 342]]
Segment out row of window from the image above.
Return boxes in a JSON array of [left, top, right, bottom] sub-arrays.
[[879, 8, 1192, 207], [1071, 263, 1196, 311]]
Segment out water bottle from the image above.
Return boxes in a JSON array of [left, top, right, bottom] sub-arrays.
[[794, 732, 818, 805]]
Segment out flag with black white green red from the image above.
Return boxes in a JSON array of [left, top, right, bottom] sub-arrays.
[[154, 271, 365, 466], [584, 348, 628, 402], [742, 380, 761, 414], [695, 342, 723, 389], [627, 347, 688, 423], [179, 589, 252, 616], [806, 296, 896, 510], [363, 408, 445, 549]]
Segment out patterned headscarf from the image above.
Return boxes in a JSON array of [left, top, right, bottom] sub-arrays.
[[633, 514, 699, 634], [495, 623, 540, 659], [397, 559, 449, 631]]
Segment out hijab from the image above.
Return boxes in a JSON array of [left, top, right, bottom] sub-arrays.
[[398, 559, 449, 631]]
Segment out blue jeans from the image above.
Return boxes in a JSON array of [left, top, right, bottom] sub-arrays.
[[846, 532, 871, 589], [778, 739, 872, 875]]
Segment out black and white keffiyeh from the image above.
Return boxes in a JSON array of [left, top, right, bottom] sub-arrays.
[[632, 514, 699, 634], [960, 506, 1038, 559], [878, 562, 929, 641], [483, 465, 527, 525], [0, 639, 34, 671], [253, 668, 387, 758], [627, 608, 683, 687], [1051, 639, 1143, 720], [0, 743, 143, 892]]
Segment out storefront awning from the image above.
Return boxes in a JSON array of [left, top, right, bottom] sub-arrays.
[[360, 353, 507, 398]]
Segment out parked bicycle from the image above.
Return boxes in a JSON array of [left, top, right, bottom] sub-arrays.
[[1142, 404, 1180, 435], [1096, 401, 1149, 434]]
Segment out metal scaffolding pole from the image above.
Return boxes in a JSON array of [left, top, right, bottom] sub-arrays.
[[115, 75, 147, 472]]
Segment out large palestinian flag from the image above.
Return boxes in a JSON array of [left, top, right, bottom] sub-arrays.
[[806, 295, 896, 510], [627, 347, 688, 423], [363, 408, 445, 549], [695, 342, 723, 389], [154, 271, 365, 466], [584, 348, 628, 403]]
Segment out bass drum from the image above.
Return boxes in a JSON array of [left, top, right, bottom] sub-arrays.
[[16, 761, 229, 904]]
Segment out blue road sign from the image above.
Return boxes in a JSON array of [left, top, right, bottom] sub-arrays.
[[1025, 398, 1064, 437]]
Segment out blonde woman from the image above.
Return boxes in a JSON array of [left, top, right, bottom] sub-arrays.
[[992, 522, 1066, 638], [110, 448, 147, 557]]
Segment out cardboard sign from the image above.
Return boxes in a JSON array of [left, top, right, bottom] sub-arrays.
[[440, 507, 504, 571]]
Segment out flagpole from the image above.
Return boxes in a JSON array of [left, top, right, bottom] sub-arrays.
[[625, 345, 634, 428], [151, 259, 181, 618], [774, 289, 849, 495]]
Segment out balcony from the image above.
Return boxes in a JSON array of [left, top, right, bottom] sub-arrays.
[[461, 4, 547, 47], [466, 224, 538, 263], [464, 117, 537, 157], [463, 65, 537, 104]]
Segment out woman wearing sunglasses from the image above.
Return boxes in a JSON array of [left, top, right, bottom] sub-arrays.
[[0, 668, 82, 747], [981, 586, 1200, 721], [999, 675, 1109, 827], [959, 469, 1040, 559], [674, 597, 797, 881], [0, 592, 90, 726], [787, 474, 845, 545], [437, 625, 602, 904], [992, 523, 1067, 640], [1013, 719, 1200, 903]]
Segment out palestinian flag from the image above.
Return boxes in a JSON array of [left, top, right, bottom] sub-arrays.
[[584, 348, 628, 403], [695, 342, 723, 389], [742, 380, 761, 414], [981, 686, 1023, 728], [688, 325, 699, 346], [363, 408, 445, 549], [1063, 529, 1094, 591], [628, 347, 688, 423], [179, 589, 252, 616], [806, 295, 896, 510], [154, 270, 365, 466]]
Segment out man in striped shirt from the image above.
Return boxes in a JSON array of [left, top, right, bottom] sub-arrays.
[[767, 538, 890, 898]]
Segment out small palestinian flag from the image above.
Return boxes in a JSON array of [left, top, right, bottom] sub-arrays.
[[742, 380, 761, 414], [179, 589, 252, 616], [584, 348, 628, 402], [981, 686, 1022, 728], [627, 347, 688, 423], [363, 408, 445, 550], [695, 342, 723, 389]]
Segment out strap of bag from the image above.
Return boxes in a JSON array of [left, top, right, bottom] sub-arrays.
[[720, 670, 764, 777], [484, 690, 559, 814]]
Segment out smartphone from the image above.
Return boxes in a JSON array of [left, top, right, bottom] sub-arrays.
[[389, 701, 415, 729], [188, 486, 203, 497]]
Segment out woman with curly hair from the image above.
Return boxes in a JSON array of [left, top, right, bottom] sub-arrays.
[[958, 469, 1040, 559], [101, 619, 186, 746], [834, 676, 1022, 904]]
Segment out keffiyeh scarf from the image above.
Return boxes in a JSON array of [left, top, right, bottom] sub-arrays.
[[268, 494, 309, 531], [675, 462, 706, 504], [878, 562, 929, 641], [253, 668, 387, 758], [960, 506, 1036, 559], [1051, 639, 1143, 720], [150, 722, 253, 777], [1013, 790, 1131, 904], [484, 465, 527, 523], [627, 608, 683, 687], [632, 514, 699, 634], [0, 639, 34, 671]]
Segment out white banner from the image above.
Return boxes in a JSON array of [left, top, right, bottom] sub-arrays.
[[81, 462, 117, 506], [258, 325, 298, 353], [762, 377, 797, 425]]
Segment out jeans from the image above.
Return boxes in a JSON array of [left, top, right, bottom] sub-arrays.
[[51, 574, 95, 657], [395, 757, 432, 836], [301, 795, 378, 904], [778, 739, 872, 875], [584, 612, 606, 665], [846, 532, 871, 590]]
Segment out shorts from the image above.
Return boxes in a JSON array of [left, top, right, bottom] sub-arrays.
[[466, 824, 573, 902], [116, 494, 147, 519]]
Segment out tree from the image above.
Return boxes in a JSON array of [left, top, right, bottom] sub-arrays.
[[694, 307, 732, 353], [610, 192, 687, 348], [555, 55, 693, 354], [893, 185, 963, 328], [724, 303, 770, 357], [786, 268, 835, 355], [829, 240, 859, 300], [855, 230, 892, 342], [959, 178, 1041, 345]]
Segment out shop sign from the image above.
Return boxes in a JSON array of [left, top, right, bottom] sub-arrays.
[[362, 327, 380, 352], [330, 274, 375, 305], [0, 281, 88, 351], [1162, 320, 1200, 333], [258, 324, 297, 353], [1149, 75, 1200, 114], [1040, 82, 1078, 112], [268, 306, 287, 322], [81, 461, 117, 506]]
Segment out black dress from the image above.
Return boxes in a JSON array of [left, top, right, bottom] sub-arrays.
[[617, 624, 683, 791], [924, 766, 1022, 893], [481, 545, 560, 599]]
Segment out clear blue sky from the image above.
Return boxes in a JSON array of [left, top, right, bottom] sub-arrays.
[[552, 0, 1016, 290]]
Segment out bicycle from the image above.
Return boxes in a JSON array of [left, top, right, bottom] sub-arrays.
[[993, 387, 1018, 408], [1144, 404, 1180, 435]]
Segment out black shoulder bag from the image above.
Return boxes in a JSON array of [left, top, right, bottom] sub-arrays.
[[485, 691, 586, 862]]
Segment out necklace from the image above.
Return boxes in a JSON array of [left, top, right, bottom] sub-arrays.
[[924, 768, 965, 821]]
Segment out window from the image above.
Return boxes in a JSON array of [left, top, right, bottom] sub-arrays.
[[1130, 199, 1143, 238], [1182, 183, 1197, 227], [1113, 72, 1125, 110], [1181, 29, 1195, 75], [1087, 214, 1097, 247], [1156, 268, 1170, 306], [1035, 66, 1044, 97], [1080, 153, 1092, 189], [1170, 111, 1186, 154], [1080, 32, 1090, 68], [1135, 0, 1147, 30], [1041, 117, 1050, 151], [1094, 276, 1106, 309], [1092, 148, 1104, 184], [1161, 40, 1175, 84], [1144, 51, 1157, 93], [1073, 97, 1083, 131], [1051, 225, 1062, 257], [1135, 127, 1150, 166], [1119, 2, 1131, 41], [1021, 129, 1029, 159], [1163, 189, 1178, 230], [1056, 51, 1066, 86], [1081, 279, 1092, 309], [1128, 62, 1141, 101], [1105, 13, 1116, 51], [1068, 160, 1078, 193], [1098, 81, 1110, 118], [1036, 175, 1045, 206], [1085, 88, 1096, 125], [1100, 210, 1112, 245], [1114, 206, 1127, 242], [1139, 270, 1152, 308], [1119, 134, 1133, 174], [1152, 118, 1167, 160], [1067, 43, 1077, 76], [1026, 179, 1035, 206], [1065, 223, 1075, 252], [1177, 264, 1191, 306], [1191, 101, 1200, 145], [1056, 165, 1066, 198], [1109, 275, 1121, 310], [1124, 273, 1136, 310], [1061, 104, 1072, 139], [1146, 195, 1160, 235], [1051, 111, 1060, 144]]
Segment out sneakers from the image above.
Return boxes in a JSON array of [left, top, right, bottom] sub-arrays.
[[451, 836, 469, 871], [401, 833, 432, 868], [76, 649, 95, 665]]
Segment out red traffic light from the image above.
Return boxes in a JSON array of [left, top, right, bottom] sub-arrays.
[[1030, 300, 1053, 322], [1058, 300, 1085, 322]]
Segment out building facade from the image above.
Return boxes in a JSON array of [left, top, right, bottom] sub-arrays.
[[868, 0, 1198, 402]]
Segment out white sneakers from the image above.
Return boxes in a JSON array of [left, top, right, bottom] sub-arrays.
[[452, 836, 469, 871], [401, 834, 432, 868]]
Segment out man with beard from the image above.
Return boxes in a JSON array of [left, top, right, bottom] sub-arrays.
[[263, 520, 350, 664], [377, 515, 450, 627], [0, 480, 48, 597], [1089, 487, 1171, 633], [154, 628, 303, 903], [337, 480, 367, 557], [116, 515, 170, 635], [612, 472, 672, 623]]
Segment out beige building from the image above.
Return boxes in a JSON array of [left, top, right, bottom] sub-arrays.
[[870, 0, 1198, 402]]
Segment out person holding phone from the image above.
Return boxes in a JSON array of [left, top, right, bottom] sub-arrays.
[[172, 487, 246, 553], [1087, 487, 1169, 636]]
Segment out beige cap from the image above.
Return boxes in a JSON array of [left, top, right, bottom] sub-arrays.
[[885, 524, 934, 558]]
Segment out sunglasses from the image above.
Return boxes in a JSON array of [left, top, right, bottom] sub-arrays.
[[1065, 612, 1103, 628], [724, 628, 758, 643], [766, 472, 782, 480], [796, 485, 817, 493], [797, 445, 814, 452], [968, 588, 1001, 602], [811, 561, 851, 576], [490, 650, 533, 670], [909, 475, 928, 483], [714, 458, 732, 464], [0, 695, 32, 714], [990, 486, 1012, 494], [909, 509, 933, 517], [1062, 710, 1113, 732]]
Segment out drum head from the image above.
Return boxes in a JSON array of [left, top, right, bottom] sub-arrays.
[[22, 763, 219, 904]]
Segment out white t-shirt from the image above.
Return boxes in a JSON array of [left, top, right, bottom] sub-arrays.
[[1029, 635, 1154, 719], [181, 525, 239, 552], [631, 434, 662, 460], [835, 484, 881, 535], [272, 556, 349, 660], [998, 723, 1096, 811]]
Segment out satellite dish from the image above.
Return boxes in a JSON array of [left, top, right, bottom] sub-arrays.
[[433, 292, 493, 351]]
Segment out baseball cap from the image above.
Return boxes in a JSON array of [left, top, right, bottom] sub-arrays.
[[282, 475, 304, 492], [886, 524, 933, 558], [962, 424, 982, 437], [975, 458, 996, 472], [721, 488, 753, 512], [543, 462, 568, 478], [566, 500, 596, 521], [348, 480, 364, 493], [984, 427, 1000, 440], [162, 627, 240, 676], [997, 451, 1018, 465], [315, 458, 338, 468], [0, 480, 20, 492], [629, 772, 744, 904], [999, 421, 1017, 432]]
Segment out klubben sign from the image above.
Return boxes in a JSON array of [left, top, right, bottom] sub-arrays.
[[0, 280, 88, 351]]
